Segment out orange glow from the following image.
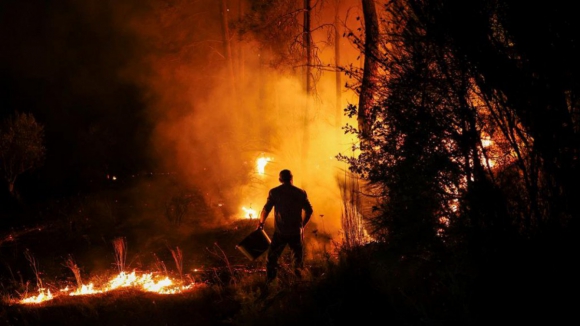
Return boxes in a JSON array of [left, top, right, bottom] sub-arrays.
[[20, 288, 53, 304], [256, 157, 271, 175], [18, 270, 197, 304], [481, 137, 493, 148], [480, 135, 496, 167], [241, 206, 257, 219]]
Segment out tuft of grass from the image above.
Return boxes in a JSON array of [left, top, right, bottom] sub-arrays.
[[23, 249, 43, 290], [169, 246, 183, 280], [112, 237, 127, 272], [63, 255, 83, 290], [206, 243, 237, 286]]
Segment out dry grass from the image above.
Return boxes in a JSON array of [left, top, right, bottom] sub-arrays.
[[23, 249, 43, 291], [169, 246, 183, 280], [64, 255, 83, 290], [112, 237, 127, 273], [337, 170, 367, 250]]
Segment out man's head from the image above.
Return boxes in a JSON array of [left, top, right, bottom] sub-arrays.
[[279, 169, 293, 184]]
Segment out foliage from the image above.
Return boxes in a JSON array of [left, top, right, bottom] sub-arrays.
[[338, 0, 580, 258], [0, 111, 46, 197], [407, 0, 580, 237]]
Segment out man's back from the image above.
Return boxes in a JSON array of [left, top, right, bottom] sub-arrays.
[[264, 183, 313, 235]]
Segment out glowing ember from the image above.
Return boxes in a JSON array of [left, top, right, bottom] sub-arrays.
[[481, 137, 493, 148], [242, 206, 257, 219], [256, 157, 271, 175], [18, 270, 197, 304]]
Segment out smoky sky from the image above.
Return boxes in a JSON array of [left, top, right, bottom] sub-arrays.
[[1, 0, 363, 238]]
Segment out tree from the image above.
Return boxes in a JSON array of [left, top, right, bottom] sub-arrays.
[[0, 112, 46, 197], [339, 0, 506, 252], [411, 0, 580, 235], [358, 0, 379, 141]]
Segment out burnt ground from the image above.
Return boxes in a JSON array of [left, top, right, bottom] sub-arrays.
[[0, 287, 240, 326]]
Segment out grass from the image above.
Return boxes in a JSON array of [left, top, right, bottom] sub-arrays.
[[0, 175, 331, 325], [1, 176, 577, 326]]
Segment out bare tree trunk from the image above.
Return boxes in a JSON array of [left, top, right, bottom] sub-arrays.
[[220, 0, 237, 97], [358, 0, 379, 140], [304, 0, 312, 97], [237, 0, 245, 84], [335, 0, 342, 134], [302, 0, 312, 184]]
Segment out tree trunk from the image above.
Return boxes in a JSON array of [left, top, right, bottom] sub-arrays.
[[335, 0, 342, 134], [301, 0, 312, 185], [220, 0, 236, 97], [358, 0, 379, 140], [237, 0, 245, 84], [303, 0, 312, 97]]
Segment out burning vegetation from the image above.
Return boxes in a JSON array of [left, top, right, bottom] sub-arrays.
[[14, 237, 198, 305], [1, 0, 579, 325]]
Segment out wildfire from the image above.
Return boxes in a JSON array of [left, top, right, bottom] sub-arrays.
[[256, 157, 271, 175], [20, 288, 53, 304], [18, 270, 197, 305], [242, 206, 257, 219]]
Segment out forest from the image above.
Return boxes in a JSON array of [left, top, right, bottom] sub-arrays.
[[1, 0, 578, 325]]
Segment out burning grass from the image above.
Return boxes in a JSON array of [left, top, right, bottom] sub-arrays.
[[16, 270, 198, 305], [2, 234, 203, 306], [0, 173, 341, 325]]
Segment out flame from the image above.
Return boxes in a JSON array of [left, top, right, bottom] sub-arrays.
[[256, 157, 271, 175], [242, 206, 257, 219], [20, 288, 53, 304], [18, 270, 197, 304], [480, 135, 496, 167]]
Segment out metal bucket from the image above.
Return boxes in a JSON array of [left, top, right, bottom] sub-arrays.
[[236, 228, 271, 261]]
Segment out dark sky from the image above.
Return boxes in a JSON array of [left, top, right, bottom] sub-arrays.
[[0, 0, 223, 198]]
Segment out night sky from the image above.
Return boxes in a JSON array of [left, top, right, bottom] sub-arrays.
[[0, 0, 224, 199]]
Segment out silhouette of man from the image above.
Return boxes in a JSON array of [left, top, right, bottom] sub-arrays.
[[257, 169, 313, 283]]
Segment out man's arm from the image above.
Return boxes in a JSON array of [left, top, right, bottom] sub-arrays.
[[257, 191, 274, 229], [257, 207, 269, 229]]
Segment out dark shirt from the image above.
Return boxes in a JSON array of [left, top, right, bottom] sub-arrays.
[[262, 183, 313, 236]]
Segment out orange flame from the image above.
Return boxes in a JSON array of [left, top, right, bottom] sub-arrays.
[[241, 206, 257, 219], [18, 270, 197, 304], [20, 288, 53, 304], [256, 157, 271, 175]]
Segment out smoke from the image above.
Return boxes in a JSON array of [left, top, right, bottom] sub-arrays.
[[112, 0, 365, 245], [7, 0, 363, 249]]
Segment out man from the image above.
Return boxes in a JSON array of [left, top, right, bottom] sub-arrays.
[[257, 169, 313, 283]]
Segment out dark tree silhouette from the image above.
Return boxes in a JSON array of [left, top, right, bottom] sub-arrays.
[[0, 111, 46, 198], [339, 0, 580, 253]]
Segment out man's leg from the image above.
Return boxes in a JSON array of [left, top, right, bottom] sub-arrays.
[[266, 233, 285, 282], [288, 234, 304, 277]]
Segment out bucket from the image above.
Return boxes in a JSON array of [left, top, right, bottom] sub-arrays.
[[236, 228, 271, 261]]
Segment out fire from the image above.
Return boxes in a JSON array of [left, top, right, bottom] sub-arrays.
[[20, 288, 53, 304], [480, 134, 496, 167], [18, 270, 197, 304], [256, 157, 271, 175], [242, 206, 257, 219]]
